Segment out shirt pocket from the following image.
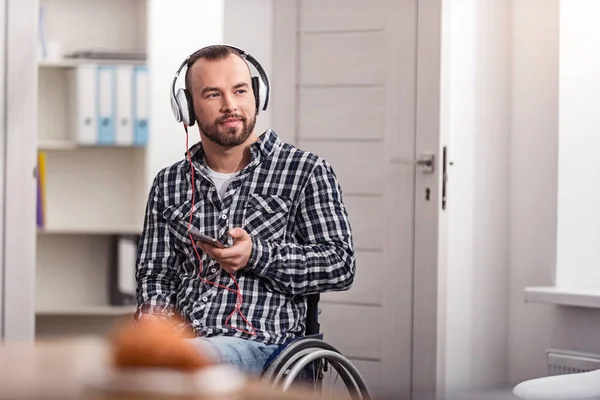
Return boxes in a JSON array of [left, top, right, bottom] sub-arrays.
[[162, 202, 195, 249], [243, 194, 293, 242], [162, 202, 225, 277]]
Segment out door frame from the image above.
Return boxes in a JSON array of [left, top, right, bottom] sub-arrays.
[[411, 0, 443, 399], [1, 0, 38, 341], [270, 0, 443, 398], [0, 0, 6, 340]]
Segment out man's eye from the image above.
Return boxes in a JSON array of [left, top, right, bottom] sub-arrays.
[[236, 89, 247, 94], [207, 93, 219, 98]]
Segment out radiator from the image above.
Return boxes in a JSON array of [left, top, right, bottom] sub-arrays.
[[547, 349, 600, 376]]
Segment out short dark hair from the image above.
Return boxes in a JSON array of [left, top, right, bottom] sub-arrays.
[[184, 45, 241, 91]]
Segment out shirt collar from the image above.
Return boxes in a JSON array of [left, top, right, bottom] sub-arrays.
[[255, 129, 279, 157]]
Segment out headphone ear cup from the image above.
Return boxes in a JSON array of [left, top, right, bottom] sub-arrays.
[[251, 76, 261, 114], [171, 94, 182, 122], [176, 88, 195, 126]]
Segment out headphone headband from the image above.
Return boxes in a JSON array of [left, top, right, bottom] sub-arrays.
[[170, 44, 271, 126]]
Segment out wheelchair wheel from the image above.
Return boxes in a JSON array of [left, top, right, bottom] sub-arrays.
[[262, 338, 371, 400]]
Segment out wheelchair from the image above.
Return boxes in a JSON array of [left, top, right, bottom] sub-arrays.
[[260, 294, 372, 399]]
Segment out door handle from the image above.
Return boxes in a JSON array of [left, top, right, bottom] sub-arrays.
[[416, 154, 435, 173], [389, 154, 435, 173]]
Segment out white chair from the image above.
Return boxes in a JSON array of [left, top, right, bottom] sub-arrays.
[[513, 369, 600, 400]]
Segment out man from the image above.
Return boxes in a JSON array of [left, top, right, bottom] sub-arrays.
[[135, 45, 355, 375]]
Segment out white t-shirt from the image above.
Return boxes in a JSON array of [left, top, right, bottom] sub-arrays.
[[206, 167, 240, 199]]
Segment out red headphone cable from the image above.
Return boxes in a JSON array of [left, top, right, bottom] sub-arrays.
[[183, 124, 256, 337]]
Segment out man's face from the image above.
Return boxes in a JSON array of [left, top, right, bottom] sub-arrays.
[[188, 54, 257, 147]]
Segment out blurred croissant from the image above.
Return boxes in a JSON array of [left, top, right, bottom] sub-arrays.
[[111, 315, 213, 371]]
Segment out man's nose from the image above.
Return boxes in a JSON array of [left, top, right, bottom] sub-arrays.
[[220, 93, 238, 113]]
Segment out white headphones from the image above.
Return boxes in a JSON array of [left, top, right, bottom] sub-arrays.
[[170, 44, 271, 127]]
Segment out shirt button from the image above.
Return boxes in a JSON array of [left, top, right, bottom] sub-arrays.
[[192, 319, 199, 326], [221, 214, 227, 220], [210, 267, 217, 273], [265, 206, 272, 212], [202, 296, 208, 302]]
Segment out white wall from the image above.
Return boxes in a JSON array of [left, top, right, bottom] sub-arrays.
[[439, 0, 510, 395], [508, 0, 600, 384], [555, 0, 600, 289], [146, 0, 274, 194], [223, 0, 273, 136], [146, 0, 224, 191], [143, 0, 600, 389], [438, 0, 600, 388]]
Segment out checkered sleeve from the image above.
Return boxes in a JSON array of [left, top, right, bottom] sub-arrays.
[[135, 171, 181, 319], [247, 160, 356, 295]]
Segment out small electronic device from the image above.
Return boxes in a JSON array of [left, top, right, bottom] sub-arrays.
[[187, 226, 228, 248]]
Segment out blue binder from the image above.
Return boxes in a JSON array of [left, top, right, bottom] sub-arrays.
[[133, 65, 149, 146], [96, 65, 116, 145]]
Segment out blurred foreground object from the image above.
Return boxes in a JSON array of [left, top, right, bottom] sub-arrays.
[[513, 369, 600, 400], [0, 318, 341, 400], [110, 314, 210, 371]]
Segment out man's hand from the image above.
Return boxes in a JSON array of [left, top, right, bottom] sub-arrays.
[[197, 228, 253, 274]]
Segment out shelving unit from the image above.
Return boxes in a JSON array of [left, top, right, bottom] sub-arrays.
[[36, 0, 149, 338]]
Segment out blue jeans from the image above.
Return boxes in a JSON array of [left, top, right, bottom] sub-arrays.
[[186, 336, 280, 375]]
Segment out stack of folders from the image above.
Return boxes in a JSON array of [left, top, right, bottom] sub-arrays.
[[68, 63, 149, 147]]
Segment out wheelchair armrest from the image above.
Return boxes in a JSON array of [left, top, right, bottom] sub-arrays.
[[513, 369, 600, 400], [303, 333, 324, 341]]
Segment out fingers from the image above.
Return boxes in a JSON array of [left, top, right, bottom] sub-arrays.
[[195, 241, 246, 273], [194, 228, 251, 274], [215, 252, 246, 272], [197, 243, 237, 260], [228, 227, 248, 240]]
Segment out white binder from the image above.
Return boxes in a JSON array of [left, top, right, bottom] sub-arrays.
[[109, 235, 138, 306], [68, 64, 97, 145], [115, 64, 134, 146], [96, 65, 116, 145], [133, 65, 149, 146], [117, 235, 137, 296]]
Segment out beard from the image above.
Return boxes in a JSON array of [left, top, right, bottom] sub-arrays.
[[198, 112, 256, 147]]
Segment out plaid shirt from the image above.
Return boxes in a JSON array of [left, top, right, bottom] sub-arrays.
[[135, 130, 355, 345]]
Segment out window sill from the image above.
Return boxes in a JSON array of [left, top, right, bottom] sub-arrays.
[[525, 286, 600, 309]]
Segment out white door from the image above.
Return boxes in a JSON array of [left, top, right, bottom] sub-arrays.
[[272, 0, 443, 397]]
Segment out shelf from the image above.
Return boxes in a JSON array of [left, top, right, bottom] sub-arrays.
[[38, 58, 146, 69], [36, 305, 136, 316], [35, 0, 150, 339], [525, 286, 600, 308], [37, 140, 78, 150], [38, 59, 78, 68], [37, 140, 145, 151], [38, 226, 142, 235]]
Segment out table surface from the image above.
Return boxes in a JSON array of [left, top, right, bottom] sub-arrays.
[[0, 336, 336, 400]]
